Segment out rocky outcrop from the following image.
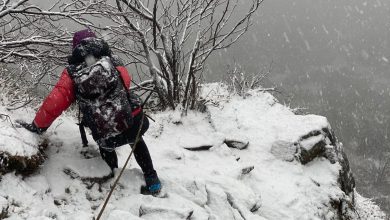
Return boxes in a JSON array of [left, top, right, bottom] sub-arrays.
[[0, 140, 47, 176], [0, 112, 48, 176], [271, 126, 357, 219], [1, 84, 384, 219]]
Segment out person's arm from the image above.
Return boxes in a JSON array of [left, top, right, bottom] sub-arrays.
[[116, 66, 131, 89], [32, 68, 76, 130]]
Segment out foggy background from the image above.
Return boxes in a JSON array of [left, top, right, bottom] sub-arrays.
[[206, 0, 390, 214]]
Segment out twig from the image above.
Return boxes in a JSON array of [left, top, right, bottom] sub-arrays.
[[0, 113, 15, 128], [6, 98, 33, 111]]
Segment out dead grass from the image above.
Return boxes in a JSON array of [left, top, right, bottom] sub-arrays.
[[0, 139, 48, 176]]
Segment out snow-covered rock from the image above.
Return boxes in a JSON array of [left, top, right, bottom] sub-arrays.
[[0, 106, 47, 175], [0, 83, 386, 219]]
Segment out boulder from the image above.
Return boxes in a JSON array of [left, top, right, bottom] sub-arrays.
[[271, 126, 356, 219], [224, 139, 249, 150], [0, 140, 47, 176], [0, 119, 48, 176], [270, 140, 297, 162]]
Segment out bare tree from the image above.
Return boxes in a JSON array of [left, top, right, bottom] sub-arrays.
[[0, 0, 111, 106], [1, 0, 66, 64], [0, 0, 114, 64], [98, 0, 263, 111], [1, 0, 263, 111]]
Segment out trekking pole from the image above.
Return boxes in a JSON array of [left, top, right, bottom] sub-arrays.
[[94, 113, 145, 220], [142, 90, 156, 122]]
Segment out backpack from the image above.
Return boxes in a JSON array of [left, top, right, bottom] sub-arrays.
[[68, 56, 134, 149]]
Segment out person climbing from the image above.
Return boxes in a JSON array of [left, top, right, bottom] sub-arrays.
[[18, 29, 161, 195]]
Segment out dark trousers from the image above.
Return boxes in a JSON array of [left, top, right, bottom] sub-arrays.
[[99, 113, 156, 177]]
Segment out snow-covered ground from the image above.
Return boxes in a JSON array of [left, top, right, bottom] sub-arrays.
[[0, 84, 386, 219]]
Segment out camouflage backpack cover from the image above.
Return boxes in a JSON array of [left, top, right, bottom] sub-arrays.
[[67, 39, 136, 149]]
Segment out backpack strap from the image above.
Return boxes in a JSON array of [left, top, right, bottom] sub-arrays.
[[77, 98, 89, 147], [68, 65, 89, 147], [79, 123, 89, 147]]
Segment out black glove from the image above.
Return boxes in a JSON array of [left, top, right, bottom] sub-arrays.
[[16, 120, 47, 134]]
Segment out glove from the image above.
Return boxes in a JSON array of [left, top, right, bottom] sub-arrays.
[[16, 120, 47, 134]]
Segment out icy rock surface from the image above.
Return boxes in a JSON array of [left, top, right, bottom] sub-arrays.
[[0, 83, 385, 219], [0, 106, 46, 175]]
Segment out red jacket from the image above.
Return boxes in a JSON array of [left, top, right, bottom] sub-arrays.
[[33, 66, 140, 129]]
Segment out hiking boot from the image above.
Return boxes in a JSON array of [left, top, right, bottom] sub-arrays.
[[143, 172, 161, 195]]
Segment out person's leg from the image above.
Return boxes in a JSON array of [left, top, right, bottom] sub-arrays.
[[133, 140, 160, 194], [128, 112, 155, 175], [129, 113, 161, 193], [99, 147, 118, 171], [133, 138, 157, 177]]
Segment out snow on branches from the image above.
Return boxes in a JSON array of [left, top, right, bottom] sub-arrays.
[[105, 0, 264, 110]]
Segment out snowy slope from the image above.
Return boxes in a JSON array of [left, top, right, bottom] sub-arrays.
[[0, 84, 386, 220], [0, 106, 40, 157]]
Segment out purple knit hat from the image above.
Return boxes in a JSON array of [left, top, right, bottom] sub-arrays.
[[72, 29, 96, 49]]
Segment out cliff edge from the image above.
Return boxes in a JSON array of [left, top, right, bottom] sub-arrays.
[[0, 83, 385, 219]]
